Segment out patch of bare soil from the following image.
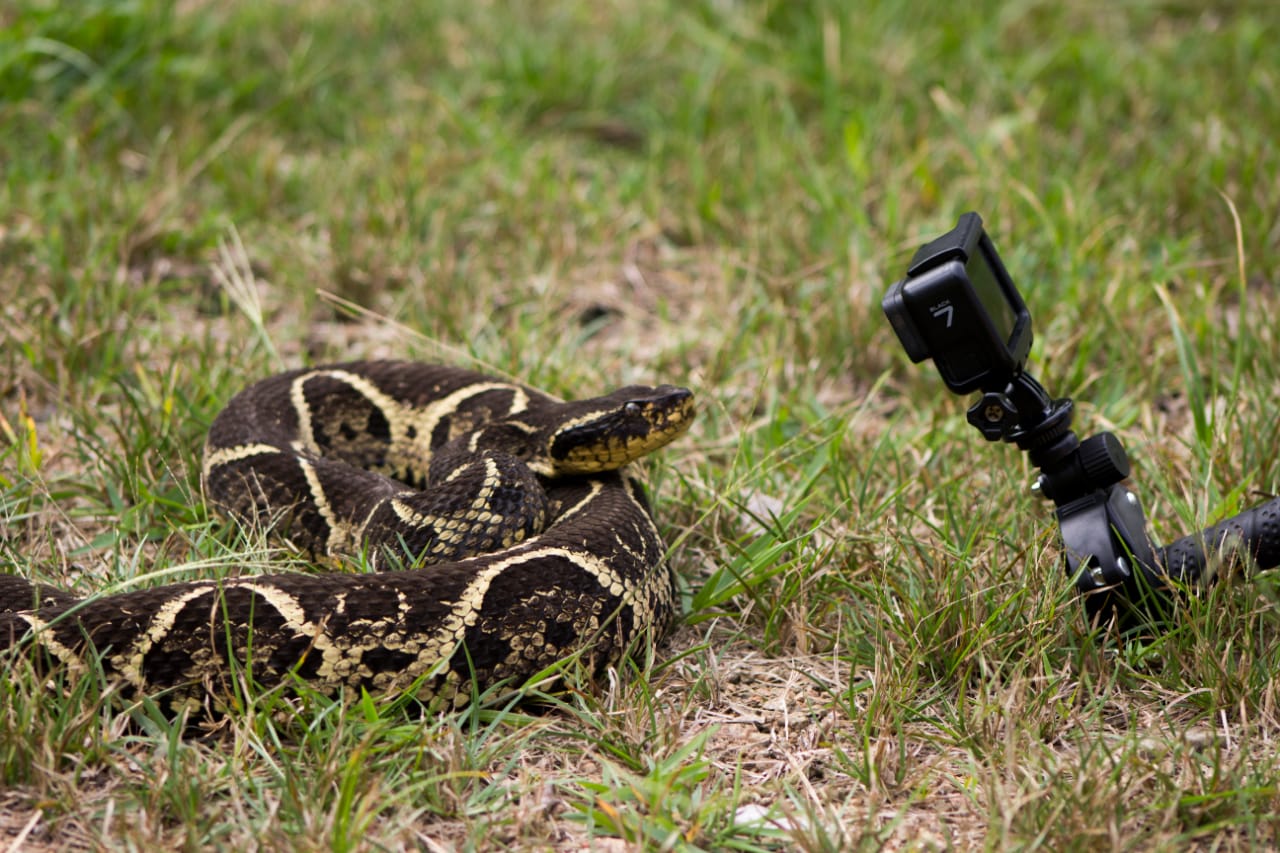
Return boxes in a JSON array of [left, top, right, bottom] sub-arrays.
[[651, 627, 985, 849]]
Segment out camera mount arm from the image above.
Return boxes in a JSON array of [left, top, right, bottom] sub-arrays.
[[962, 367, 1166, 626]]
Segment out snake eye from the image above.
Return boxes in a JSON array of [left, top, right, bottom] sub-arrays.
[[624, 402, 642, 418]]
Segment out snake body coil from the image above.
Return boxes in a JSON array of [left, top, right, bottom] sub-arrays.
[[0, 361, 694, 712]]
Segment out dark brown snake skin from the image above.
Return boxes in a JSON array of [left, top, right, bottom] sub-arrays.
[[0, 361, 695, 713]]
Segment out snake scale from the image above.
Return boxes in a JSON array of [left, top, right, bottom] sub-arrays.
[[0, 361, 695, 713]]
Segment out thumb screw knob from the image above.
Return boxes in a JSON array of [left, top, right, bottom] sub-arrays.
[[1079, 432, 1131, 488], [966, 392, 1019, 441]]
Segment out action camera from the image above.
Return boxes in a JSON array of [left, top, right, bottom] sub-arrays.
[[882, 212, 1032, 395]]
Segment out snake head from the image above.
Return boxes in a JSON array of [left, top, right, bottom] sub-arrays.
[[546, 385, 696, 475]]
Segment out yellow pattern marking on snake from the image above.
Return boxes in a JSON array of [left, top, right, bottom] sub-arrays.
[[115, 585, 220, 688], [201, 443, 281, 480], [11, 614, 87, 674], [290, 374, 322, 456], [229, 581, 348, 680], [235, 582, 324, 637], [398, 381, 532, 464], [392, 500, 496, 530], [554, 478, 606, 521], [216, 581, 505, 693], [296, 456, 347, 553], [538, 547, 629, 598]]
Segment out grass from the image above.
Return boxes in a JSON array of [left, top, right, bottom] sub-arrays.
[[3, 0, 1280, 848]]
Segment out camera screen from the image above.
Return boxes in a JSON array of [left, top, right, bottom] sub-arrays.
[[968, 244, 1016, 345]]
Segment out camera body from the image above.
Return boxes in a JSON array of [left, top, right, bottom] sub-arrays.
[[883, 212, 1032, 394]]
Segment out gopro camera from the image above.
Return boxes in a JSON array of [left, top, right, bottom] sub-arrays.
[[883, 212, 1032, 394]]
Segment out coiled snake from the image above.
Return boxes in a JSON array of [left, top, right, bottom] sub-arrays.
[[0, 361, 695, 712]]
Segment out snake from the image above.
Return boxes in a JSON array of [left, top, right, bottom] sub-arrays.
[[0, 361, 695, 714]]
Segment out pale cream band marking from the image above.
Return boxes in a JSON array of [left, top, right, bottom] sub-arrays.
[[390, 499, 428, 529], [438, 453, 494, 485], [190, 575, 549, 693], [229, 581, 345, 680], [554, 479, 606, 522], [12, 614, 88, 674], [115, 585, 219, 688], [295, 456, 345, 552], [465, 421, 539, 453], [314, 544, 624, 688], [398, 380, 532, 467], [391, 499, 453, 530], [250, 579, 462, 691], [537, 547, 628, 599], [235, 581, 325, 638], [407, 552, 549, 675], [201, 442, 282, 480], [290, 374, 322, 456]]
